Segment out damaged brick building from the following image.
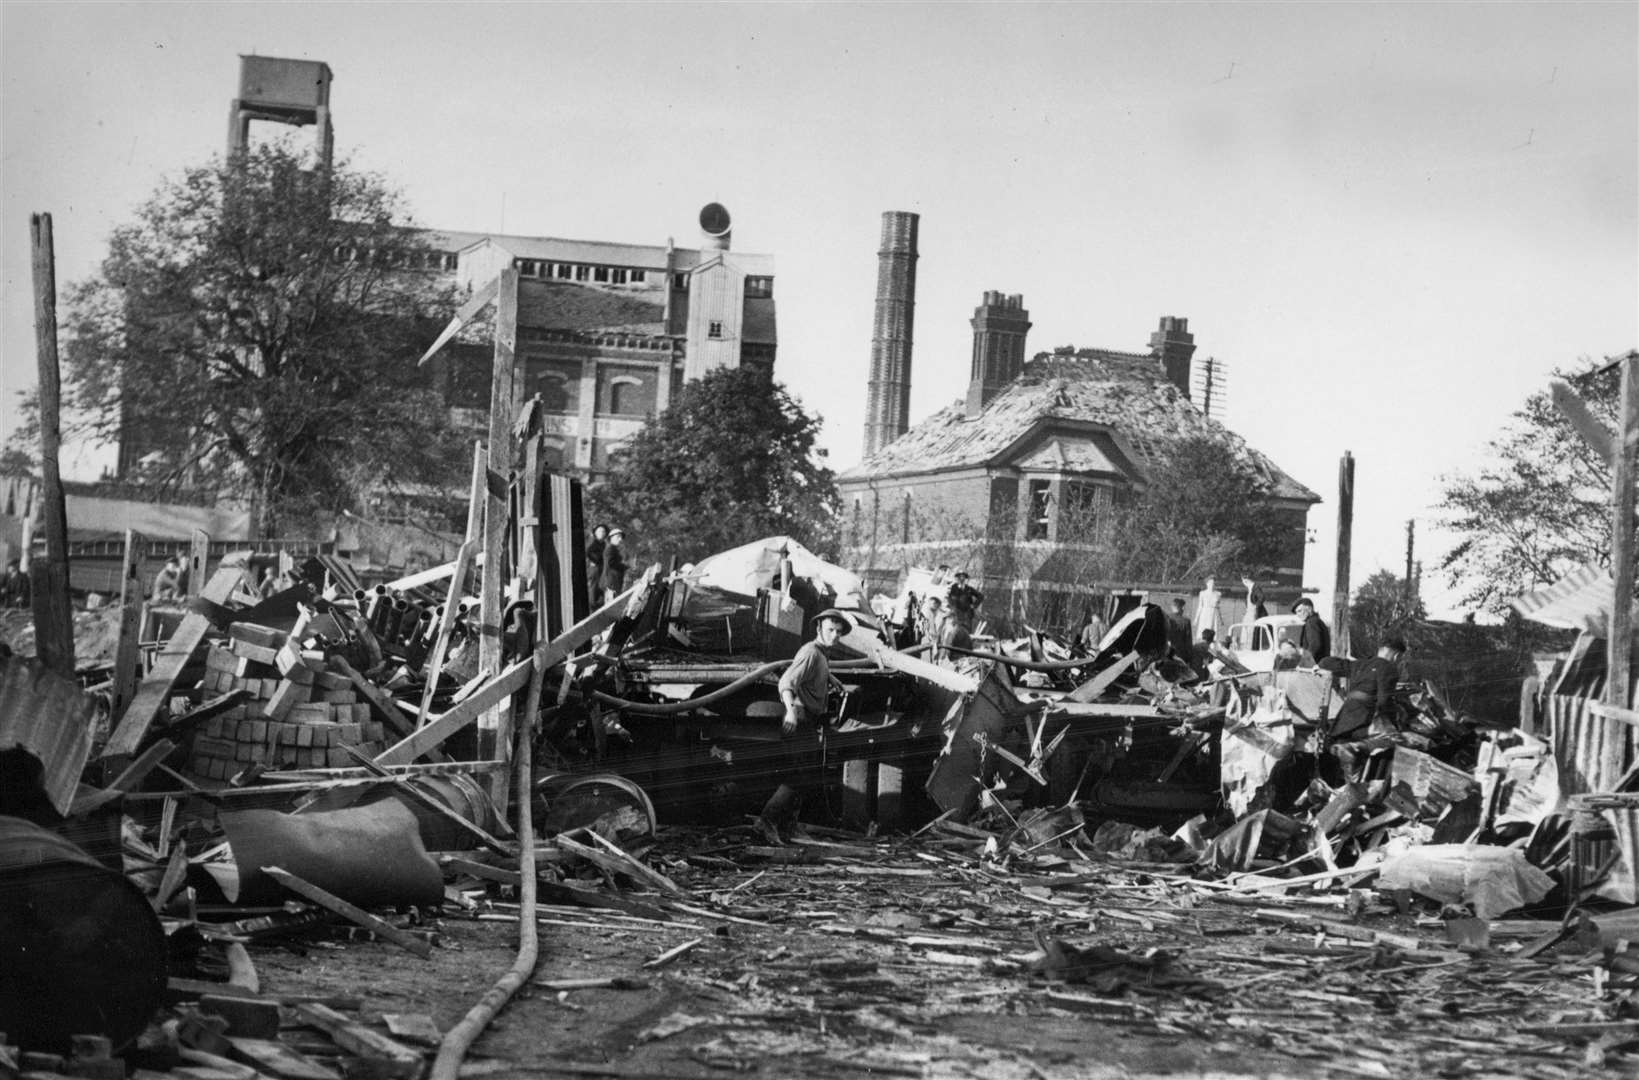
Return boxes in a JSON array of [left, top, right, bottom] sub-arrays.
[[840, 225, 1317, 623]]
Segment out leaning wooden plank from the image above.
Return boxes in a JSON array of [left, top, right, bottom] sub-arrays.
[[416, 537, 478, 724], [340, 744, 510, 856], [71, 737, 176, 815], [383, 552, 487, 593], [372, 657, 535, 766], [1066, 650, 1140, 702], [103, 563, 244, 760], [263, 866, 432, 960], [292, 1003, 423, 1078], [554, 833, 682, 897], [226, 1037, 341, 1080], [110, 527, 148, 725], [840, 625, 978, 694]]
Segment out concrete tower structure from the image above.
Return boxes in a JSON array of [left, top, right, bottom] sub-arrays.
[[964, 292, 1032, 417], [863, 211, 920, 457]]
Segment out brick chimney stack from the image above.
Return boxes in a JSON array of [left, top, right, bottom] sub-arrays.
[[966, 291, 1031, 417], [1149, 316, 1196, 397], [863, 211, 920, 458]]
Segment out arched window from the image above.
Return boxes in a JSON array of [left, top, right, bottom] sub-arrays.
[[608, 376, 644, 416]]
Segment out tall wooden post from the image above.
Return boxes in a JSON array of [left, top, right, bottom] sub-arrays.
[[188, 529, 211, 600], [479, 267, 519, 808], [1331, 451, 1354, 659], [30, 212, 74, 677], [1609, 352, 1637, 710], [1404, 519, 1416, 596], [111, 529, 148, 725]]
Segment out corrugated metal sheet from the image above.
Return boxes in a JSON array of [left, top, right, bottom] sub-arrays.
[[1511, 563, 1621, 633], [1598, 799, 1639, 903], [0, 654, 96, 815]]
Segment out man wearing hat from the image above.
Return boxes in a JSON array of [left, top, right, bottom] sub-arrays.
[[1292, 597, 1331, 663], [946, 570, 983, 632], [778, 608, 851, 735], [759, 608, 851, 841], [601, 527, 628, 603]]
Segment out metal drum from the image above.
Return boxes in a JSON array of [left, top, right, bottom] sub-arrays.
[[0, 815, 168, 1051]]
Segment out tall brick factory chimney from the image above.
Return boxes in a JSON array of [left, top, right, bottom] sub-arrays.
[[1149, 316, 1196, 397], [966, 291, 1031, 417], [863, 211, 920, 457]]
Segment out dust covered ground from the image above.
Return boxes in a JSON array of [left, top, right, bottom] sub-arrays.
[[242, 826, 1628, 1080]]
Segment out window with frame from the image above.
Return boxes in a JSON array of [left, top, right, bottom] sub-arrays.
[[1062, 482, 1105, 536], [593, 266, 610, 283], [574, 265, 590, 282], [555, 263, 573, 280], [630, 270, 646, 284], [1027, 480, 1052, 540], [745, 276, 774, 299], [707, 321, 724, 339], [673, 272, 689, 290]]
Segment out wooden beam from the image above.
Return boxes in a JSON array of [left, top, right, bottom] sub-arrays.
[[1551, 379, 1616, 467], [264, 866, 432, 959], [1332, 450, 1355, 660], [373, 656, 535, 766], [111, 528, 149, 725], [30, 211, 73, 678], [479, 268, 519, 808], [102, 563, 243, 760], [418, 444, 486, 726], [1609, 353, 1637, 713], [416, 274, 500, 367], [293, 1003, 424, 1077], [188, 529, 211, 601]]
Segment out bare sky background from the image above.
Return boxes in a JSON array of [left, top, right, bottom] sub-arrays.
[[3, 2, 1635, 618]]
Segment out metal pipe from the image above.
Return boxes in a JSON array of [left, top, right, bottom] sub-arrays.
[[428, 648, 543, 1080]]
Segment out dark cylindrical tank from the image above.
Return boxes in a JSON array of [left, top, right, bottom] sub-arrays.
[[0, 815, 168, 1051]]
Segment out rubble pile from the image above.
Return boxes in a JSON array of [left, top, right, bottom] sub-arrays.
[[3, 492, 1636, 1076]]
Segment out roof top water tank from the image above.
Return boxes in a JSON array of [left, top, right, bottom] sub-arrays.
[[238, 55, 332, 110]]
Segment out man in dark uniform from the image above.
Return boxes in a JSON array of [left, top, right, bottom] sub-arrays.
[[1330, 637, 1407, 742], [1293, 597, 1331, 663], [586, 524, 607, 600], [946, 571, 983, 631], [600, 528, 628, 603]]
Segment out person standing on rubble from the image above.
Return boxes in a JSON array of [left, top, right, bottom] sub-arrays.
[[1292, 597, 1331, 663], [1075, 603, 1108, 655], [946, 571, 983, 631], [601, 527, 628, 603], [1, 560, 26, 608], [586, 524, 608, 600], [1329, 637, 1407, 742], [919, 595, 946, 656], [1166, 598, 1195, 664], [761, 608, 852, 841]]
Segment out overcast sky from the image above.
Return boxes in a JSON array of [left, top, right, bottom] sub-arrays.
[[3, 2, 1635, 618]]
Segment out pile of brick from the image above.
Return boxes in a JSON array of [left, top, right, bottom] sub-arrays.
[[189, 621, 389, 779]]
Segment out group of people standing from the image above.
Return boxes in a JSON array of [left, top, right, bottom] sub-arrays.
[[585, 524, 628, 603]]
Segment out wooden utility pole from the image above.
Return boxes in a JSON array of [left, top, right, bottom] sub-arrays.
[[478, 267, 519, 808], [1331, 451, 1354, 659], [1552, 353, 1637, 714], [1609, 353, 1637, 710], [30, 212, 75, 677], [1404, 519, 1416, 595]]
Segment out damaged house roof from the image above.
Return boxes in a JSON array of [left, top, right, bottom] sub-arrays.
[[842, 349, 1319, 504]]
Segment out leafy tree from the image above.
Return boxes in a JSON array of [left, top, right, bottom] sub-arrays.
[[1348, 570, 1427, 657], [1438, 361, 1629, 614], [23, 144, 463, 535], [589, 366, 840, 566], [1104, 434, 1293, 584]]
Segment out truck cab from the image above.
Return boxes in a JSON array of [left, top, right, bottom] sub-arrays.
[[1219, 613, 1309, 673]]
